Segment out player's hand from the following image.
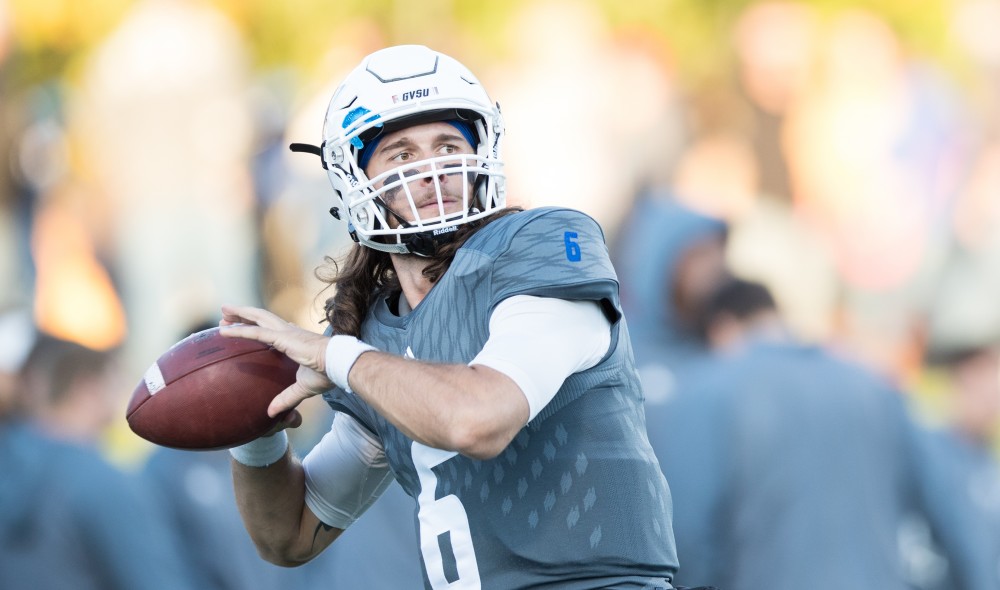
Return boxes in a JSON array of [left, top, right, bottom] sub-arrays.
[[219, 304, 332, 417]]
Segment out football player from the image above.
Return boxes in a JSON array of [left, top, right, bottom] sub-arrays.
[[221, 45, 703, 589]]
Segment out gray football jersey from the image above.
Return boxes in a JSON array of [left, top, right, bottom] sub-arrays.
[[324, 207, 679, 589]]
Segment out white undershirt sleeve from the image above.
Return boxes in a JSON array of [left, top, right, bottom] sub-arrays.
[[470, 295, 612, 422], [302, 412, 396, 529]]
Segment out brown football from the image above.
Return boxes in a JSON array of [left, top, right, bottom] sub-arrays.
[[126, 327, 298, 450]]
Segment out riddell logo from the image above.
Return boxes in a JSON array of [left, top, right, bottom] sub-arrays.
[[392, 87, 439, 103], [432, 226, 458, 236]]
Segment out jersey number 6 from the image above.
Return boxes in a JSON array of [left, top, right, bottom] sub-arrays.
[[564, 231, 582, 262], [413, 442, 482, 589]]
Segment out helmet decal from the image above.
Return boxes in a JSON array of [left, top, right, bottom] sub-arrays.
[[392, 87, 439, 103], [341, 106, 382, 150]]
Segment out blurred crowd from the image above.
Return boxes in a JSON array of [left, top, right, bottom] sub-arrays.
[[1, 0, 999, 588]]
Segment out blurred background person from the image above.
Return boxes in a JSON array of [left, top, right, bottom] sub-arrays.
[[0, 331, 195, 590], [652, 278, 983, 590], [612, 193, 730, 403], [610, 194, 728, 587], [73, 0, 259, 375], [902, 340, 1000, 590]]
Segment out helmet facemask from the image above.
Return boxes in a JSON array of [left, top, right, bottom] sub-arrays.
[[346, 115, 503, 255]]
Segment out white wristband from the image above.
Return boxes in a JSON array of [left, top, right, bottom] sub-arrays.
[[325, 335, 377, 393], [229, 430, 289, 467]]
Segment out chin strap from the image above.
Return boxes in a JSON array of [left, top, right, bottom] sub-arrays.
[[384, 203, 478, 257], [401, 225, 459, 257]]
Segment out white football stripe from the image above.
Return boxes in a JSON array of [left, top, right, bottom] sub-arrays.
[[143, 362, 166, 394]]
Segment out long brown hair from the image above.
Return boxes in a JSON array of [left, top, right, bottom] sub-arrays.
[[318, 207, 522, 337]]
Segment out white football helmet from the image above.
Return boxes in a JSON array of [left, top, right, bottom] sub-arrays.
[[294, 45, 506, 255]]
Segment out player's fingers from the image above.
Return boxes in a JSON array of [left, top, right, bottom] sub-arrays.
[[218, 323, 278, 348], [220, 304, 258, 326], [221, 324, 327, 377], [268, 381, 317, 417], [260, 409, 303, 436], [280, 409, 304, 429], [220, 304, 289, 330]]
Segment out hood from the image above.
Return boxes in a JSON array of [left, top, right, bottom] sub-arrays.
[[613, 193, 727, 364], [0, 422, 50, 543]]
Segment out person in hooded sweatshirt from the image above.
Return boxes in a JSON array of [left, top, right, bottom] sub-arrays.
[[612, 194, 730, 404], [612, 195, 730, 588], [0, 332, 195, 590], [656, 278, 989, 590]]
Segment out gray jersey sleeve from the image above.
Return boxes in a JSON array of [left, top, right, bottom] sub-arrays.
[[480, 208, 622, 321]]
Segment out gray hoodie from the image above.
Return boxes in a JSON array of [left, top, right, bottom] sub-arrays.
[[0, 421, 195, 590]]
